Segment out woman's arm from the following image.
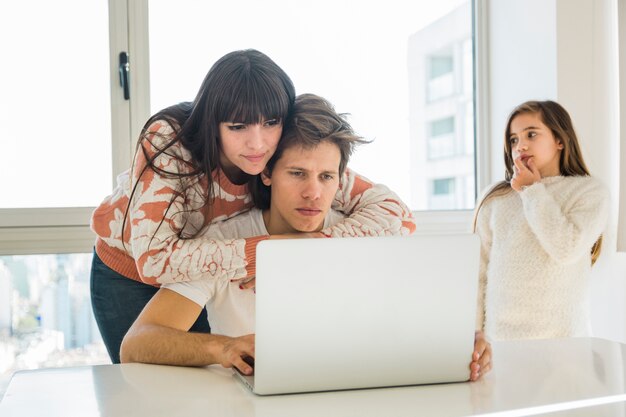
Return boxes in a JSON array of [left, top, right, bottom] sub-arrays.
[[324, 168, 416, 237], [126, 122, 267, 285]]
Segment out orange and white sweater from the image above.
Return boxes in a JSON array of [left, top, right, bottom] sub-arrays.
[[91, 121, 416, 286]]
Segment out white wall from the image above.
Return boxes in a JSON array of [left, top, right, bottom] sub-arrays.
[[487, 0, 626, 342], [487, 0, 557, 186]]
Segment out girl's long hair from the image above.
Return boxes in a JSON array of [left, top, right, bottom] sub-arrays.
[[473, 100, 602, 264], [122, 49, 296, 242]]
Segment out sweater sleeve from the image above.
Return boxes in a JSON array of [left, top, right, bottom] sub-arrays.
[[128, 122, 267, 285], [520, 177, 609, 265], [474, 200, 493, 331], [322, 168, 416, 237]]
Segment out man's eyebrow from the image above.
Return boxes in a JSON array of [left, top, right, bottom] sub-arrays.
[[284, 165, 339, 174]]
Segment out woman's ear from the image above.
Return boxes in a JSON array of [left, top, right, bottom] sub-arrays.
[[261, 169, 272, 186], [556, 139, 564, 150]]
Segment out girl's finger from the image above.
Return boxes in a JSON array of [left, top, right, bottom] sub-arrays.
[[526, 157, 539, 175], [513, 157, 527, 172]]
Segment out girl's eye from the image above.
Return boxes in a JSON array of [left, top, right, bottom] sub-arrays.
[[528, 131, 537, 138], [509, 137, 518, 145]]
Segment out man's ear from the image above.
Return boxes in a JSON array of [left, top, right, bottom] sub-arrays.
[[261, 169, 272, 186]]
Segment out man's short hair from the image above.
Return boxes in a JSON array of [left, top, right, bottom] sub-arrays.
[[250, 94, 369, 210]]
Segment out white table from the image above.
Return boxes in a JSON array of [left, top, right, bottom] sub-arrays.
[[1, 337, 626, 417]]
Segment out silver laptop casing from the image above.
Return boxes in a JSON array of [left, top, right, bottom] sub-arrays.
[[251, 234, 479, 395]]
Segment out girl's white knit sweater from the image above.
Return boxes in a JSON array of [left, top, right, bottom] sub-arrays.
[[475, 176, 609, 341]]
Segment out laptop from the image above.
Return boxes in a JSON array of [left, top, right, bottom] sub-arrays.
[[235, 234, 480, 395]]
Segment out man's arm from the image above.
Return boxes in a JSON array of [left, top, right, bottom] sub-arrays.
[[119, 288, 255, 374]]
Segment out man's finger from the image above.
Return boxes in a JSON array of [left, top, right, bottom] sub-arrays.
[[233, 357, 254, 375]]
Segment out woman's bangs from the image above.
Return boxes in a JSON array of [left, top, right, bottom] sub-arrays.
[[220, 74, 290, 124]]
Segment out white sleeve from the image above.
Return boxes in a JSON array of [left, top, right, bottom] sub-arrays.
[[162, 280, 215, 308], [474, 201, 493, 331], [520, 177, 609, 264]]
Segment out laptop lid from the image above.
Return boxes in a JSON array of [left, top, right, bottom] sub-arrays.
[[251, 234, 479, 395]]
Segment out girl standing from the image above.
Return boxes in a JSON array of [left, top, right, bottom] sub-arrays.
[[90, 49, 415, 363], [474, 100, 609, 340]]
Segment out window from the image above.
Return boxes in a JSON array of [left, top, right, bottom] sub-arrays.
[[429, 55, 454, 79], [428, 116, 456, 159], [0, 0, 130, 390], [0, 0, 113, 209], [0, 0, 132, 254], [407, 2, 475, 210], [427, 53, 455, 102], [430, 117, 456, 137], [146, 0, 476, 211], [0, 254, 109, 394], [429, 178, 457, 210], [0, 0, 483, 388], [433, 178, 455, 195]]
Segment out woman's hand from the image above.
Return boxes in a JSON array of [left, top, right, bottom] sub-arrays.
[[235, 232, 326, 290], [511, 156, 541, 192], [470, 330, 492, 381]]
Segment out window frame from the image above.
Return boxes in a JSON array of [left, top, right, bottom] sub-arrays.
[[0, 0, 147, 256], [0, 0, 489, 256]]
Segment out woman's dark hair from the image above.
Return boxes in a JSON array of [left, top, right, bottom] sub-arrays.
[[250, 93, 369, 210], [123, 49, 296, 242]]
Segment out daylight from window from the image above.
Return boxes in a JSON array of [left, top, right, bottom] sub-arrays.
[[149, 0, 474, 211], [0, 254, 109, 394], [0, 0, 112, 209]]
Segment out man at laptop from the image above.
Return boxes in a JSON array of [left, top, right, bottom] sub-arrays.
[[120, 94, 492, 381]]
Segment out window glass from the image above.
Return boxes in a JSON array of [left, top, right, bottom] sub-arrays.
[[429, 55, 454, 79], [429, 177, 457, 209], [0, 1, 112, 208], [148, 0, 474, 210], [433, 178, 455, 195], [0, 254, 109, 394], [428, 117, 457, 159], [430, 117, 456, 137]]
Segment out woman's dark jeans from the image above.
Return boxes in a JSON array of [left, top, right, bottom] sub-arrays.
[[90, 250, 210, 363]]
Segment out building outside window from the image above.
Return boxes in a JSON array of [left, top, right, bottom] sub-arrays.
[[429, 177, 457, 209], [427, 116, 456, 159], [0, 255, 109, 394], [427, 53, 455, 102], [408, 2, 475, 210]]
